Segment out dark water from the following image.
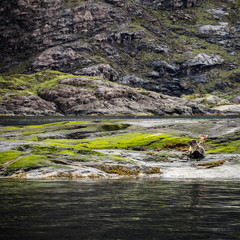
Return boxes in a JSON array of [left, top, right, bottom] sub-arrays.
[[0, 115, 239, 126], [1, 179, 240, 240]]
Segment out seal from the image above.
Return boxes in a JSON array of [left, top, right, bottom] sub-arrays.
[[187, 134, 208, 159]]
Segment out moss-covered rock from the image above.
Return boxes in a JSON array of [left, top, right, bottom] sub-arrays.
[[0, 150, 23, 165], [6, 155, 52, 174]]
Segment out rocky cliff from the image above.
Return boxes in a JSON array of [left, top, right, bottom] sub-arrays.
[[0, 0, 240, 115]]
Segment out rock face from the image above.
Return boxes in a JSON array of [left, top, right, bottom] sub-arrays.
[[0, 76, 219, 116], [0, 0, 240, 103], [136, 0, 198, 10]]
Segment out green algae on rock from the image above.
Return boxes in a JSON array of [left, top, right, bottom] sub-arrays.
[[0, 118, 240, 179], [0, 150, 23, 165], [6, 155, 52, 174]]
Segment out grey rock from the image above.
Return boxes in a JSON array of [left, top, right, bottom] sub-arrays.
[[79, 64, 119, 81], [135, 0, 197, 10], [190, 73, 208, 84], [206, 8, 229, 18], [36, 76, 219, 116], [230, 96, 240, 104], [152, 45, 169, 53], [187, 53, 224, 67], [153, 60, 179, 73], [0, 95, 58, 116], [198, 22, 229, 35]]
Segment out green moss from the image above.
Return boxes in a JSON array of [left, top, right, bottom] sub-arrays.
[[31, 146, 58, 155], [0, 70, 74, 96], [207, 140, 240, 154], [43, 132, 190, 152], [43, 139, 92, 151], [76, 132, 169, 149], [148, 136, 190, 151], [0, 150, 23, 164], [6, 155, 52, 173], [57, 150, 77, 156], [3, 127, 20, 131]]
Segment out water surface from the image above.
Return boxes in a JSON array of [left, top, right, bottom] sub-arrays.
[[0, 115, 239, 126], [1, 179, 240, 240]]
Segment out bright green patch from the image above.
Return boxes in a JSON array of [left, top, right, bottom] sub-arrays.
[[76, 132, 169, 150], [6, 155, 52, 173], [0, 70, 74, 97], [57, 150, 77, 156], [3, 127, 20, 131], [0, 150, 23, 164], [43, 132, 190, 151], [207, 140, 240, 154], [31, 146, 58, 155], [43, 139, 92, 151], [148, 136, 190, 150]]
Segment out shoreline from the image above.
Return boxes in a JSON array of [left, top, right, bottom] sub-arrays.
[[0, 117, 239, 180]]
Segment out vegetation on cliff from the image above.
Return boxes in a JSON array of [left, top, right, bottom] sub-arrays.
[[0, 0, 240, 116]]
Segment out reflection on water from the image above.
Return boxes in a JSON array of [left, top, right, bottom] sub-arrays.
[[0, 115, 239, 126], [0, 179, 240, 240]]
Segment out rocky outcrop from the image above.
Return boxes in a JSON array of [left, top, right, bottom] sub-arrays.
[[0, 0, 128, 72], [0, 76, 218, 116], [0, 95, 57, 116], [0, 0, 240, 104], [37, 77, 219, 116], [135, 0, 198, 10]]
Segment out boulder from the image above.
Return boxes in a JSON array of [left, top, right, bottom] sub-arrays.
[[187, 53, 224, 67], [152, 60, 179, 73], [198, 22, 230, 35], [230, 96, 240, 104], [206, 8, 229, 18]]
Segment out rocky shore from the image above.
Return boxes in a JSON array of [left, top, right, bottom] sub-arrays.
[[0, 116, 239, 180]]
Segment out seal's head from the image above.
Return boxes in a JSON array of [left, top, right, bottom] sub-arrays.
[[199, 134, 208, 141], [188, 139, 198, 146]]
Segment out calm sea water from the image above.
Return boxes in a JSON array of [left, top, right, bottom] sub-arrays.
[[0, 115, 239, 126], [0, 179, 240, 240]]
